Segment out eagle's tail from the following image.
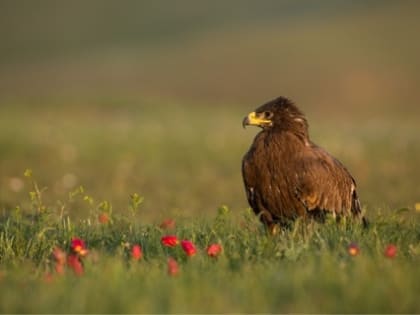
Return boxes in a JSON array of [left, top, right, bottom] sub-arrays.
[[351, 189, 369, 228]]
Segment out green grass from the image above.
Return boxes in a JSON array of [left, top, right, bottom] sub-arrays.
[[0, 174, 419, 313], [0, 100, 419, 313]]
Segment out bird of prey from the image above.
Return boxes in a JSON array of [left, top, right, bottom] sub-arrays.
[[242, 96, 365, 231]]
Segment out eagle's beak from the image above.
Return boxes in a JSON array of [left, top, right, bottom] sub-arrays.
[[242, 115, 251, 128], [242, 112, 272, 128]]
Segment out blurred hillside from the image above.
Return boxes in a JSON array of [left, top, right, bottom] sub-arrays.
[[1, 1, 419, 116]]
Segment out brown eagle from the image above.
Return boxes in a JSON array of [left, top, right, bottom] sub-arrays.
[[242, 96, 365, 230]]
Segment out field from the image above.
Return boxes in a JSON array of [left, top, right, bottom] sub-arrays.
[[1, 1, 420, 313], [1, 102, 419, 314]]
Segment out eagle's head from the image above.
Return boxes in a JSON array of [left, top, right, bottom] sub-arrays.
[[242, 96, 309, 138]]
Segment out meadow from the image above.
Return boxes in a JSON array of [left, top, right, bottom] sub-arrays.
[[0, 168, 419, 313], [1, 1, 420, 313], [0, 102, 419, 313]]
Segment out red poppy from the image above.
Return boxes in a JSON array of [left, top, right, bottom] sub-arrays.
[[181, 240, 197, 257], [98, 213, 109, 224], [131, 244, 143, 260], [71, 238, 88, 256], [384, 244, 397, 258], [160, 219, 175, 230], [207, 243, 222, 257], [348, 243, 360, 256], [167, 257, 179, 276], [67, 254, 84, 276], [161, 235, 179, 247]]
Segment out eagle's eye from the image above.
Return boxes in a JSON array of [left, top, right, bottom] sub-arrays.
[[262, 111, 273, 119]]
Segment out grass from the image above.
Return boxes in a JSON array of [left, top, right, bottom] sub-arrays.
[[0, 100, 419, 313], [0, 172, 419, 313], [0, 101, 419, 313]]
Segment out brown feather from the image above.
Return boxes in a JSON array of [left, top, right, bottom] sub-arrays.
[[242, 96, 364, 227]]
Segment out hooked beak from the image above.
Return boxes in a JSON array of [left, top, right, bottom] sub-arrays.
[[242, 112, 272, 129]]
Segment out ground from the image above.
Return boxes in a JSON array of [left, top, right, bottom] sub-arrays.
[[0, 103, 419, 313]]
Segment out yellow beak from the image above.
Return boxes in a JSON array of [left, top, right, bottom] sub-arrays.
[[242, 112, 272, 128]]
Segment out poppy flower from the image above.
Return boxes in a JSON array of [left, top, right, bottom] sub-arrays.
[[167, 257, 179, 276], [348, 243, 360, 256], [131, 244, 143, 260], [161, 235, 179, 247], [67, 254, 84, 276], [98, 213, 109, 224], [160, 219, 175, 230], [181, 240, 197, 257], [71, 238, 88, 256], [207, 243, 222, 257], [384, 244, 397, 258]]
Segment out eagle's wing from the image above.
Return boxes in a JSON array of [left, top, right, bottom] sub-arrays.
[[242, 156, 258, 211], [242, 153, 277, 225], [294, 144, 361, 217]]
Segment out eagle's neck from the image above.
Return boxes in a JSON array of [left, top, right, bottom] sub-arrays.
[[265, 128, 310, 148], [252, 130, 309, 164], [266, 118, 310, 144]]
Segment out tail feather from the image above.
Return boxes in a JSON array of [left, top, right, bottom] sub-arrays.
[[351, 189, 369, 228], [351, 189, 361, 215]]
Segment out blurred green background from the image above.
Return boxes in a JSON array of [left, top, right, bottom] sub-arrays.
[[1, 0, 419, 220]]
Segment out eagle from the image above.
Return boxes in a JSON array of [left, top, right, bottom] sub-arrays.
[[242, 96, 365, 231]]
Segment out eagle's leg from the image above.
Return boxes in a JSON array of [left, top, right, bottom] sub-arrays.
[[307, 208, 328, 223], [257, 210, 280, 235], [268, 222, 281, 235]]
